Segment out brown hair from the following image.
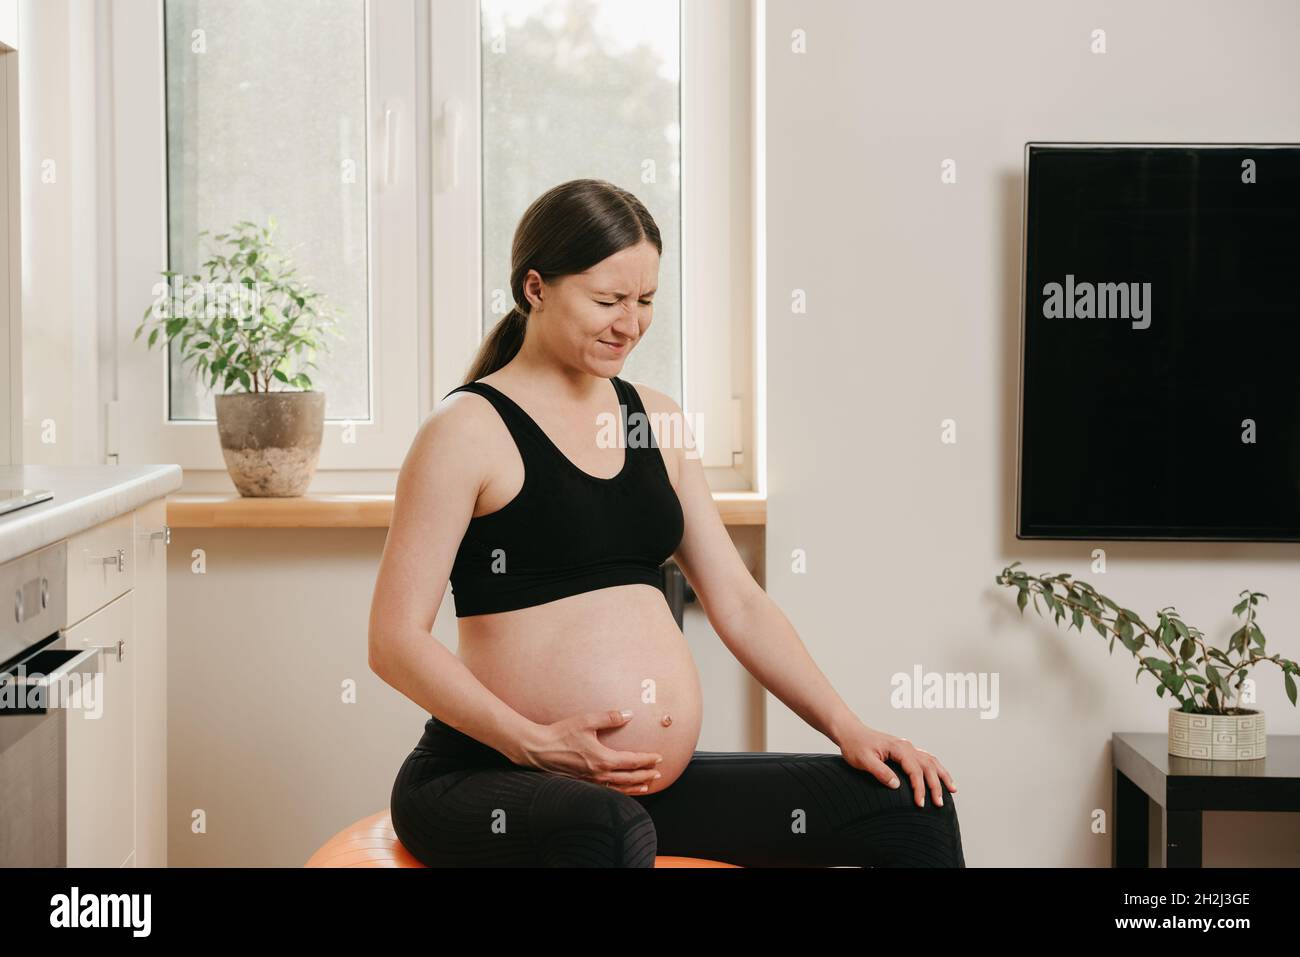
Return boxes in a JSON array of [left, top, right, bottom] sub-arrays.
[[461, 178, 662, 385]]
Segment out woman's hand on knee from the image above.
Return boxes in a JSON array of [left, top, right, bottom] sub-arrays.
[[837, 724, 957, 809], [517, 709, 664, 795]]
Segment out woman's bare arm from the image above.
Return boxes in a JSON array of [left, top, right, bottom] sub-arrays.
[[367, 396, 539, 764], [647, 390, 863, 747]]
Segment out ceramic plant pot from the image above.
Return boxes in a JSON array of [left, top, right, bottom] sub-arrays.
[[1168, 706, 1266, 760], [214, 391, 325, 497]]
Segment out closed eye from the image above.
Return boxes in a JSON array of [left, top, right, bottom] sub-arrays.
[[598, 299, 655, 307]]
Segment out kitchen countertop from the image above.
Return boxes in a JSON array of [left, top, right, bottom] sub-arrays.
[[0, 464, 183, 564]]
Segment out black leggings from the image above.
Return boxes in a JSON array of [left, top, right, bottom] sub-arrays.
[[389, 717, 966, 867]]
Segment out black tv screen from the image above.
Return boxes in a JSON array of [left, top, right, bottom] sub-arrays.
[[1017, 143, 1300, 540]]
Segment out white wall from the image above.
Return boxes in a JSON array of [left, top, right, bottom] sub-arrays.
[[763, 0, 1300, 866]]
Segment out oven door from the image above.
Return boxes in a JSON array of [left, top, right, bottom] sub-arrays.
[[0, 635, 100, 867]]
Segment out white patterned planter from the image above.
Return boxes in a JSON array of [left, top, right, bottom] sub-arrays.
[[1168, 708, 1266, 760]]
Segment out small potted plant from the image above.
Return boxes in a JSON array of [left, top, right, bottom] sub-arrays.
[[135, 219, 342, 496], [995, 563, 1299, 759]]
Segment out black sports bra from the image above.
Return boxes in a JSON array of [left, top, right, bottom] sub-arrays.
[[442, 375, 684, 618]]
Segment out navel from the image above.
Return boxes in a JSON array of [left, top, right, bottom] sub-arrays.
[[660, 713, 672, 727]]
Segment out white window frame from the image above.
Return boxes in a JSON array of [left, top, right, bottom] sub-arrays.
[[430, 0, 757, 488], [111, 0, 421, 474], [0, 41, 17, 467]]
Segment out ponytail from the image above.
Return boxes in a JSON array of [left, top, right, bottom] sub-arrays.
[[461, 307, 527, 385]]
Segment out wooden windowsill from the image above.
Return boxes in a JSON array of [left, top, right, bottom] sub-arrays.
[[166, 491, 766, 529]]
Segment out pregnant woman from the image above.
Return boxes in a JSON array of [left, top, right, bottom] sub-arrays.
[[370, 178, 965, 867]]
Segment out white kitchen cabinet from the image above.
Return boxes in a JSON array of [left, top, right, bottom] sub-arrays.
[[66, 510, 134, 628], [64, 590, 134, 868], [62, 496, 169, 868]]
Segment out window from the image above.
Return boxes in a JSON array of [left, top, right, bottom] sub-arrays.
[[114, 0, 755, 486], [479, 0, 682, 402], [162, 0, 371, 422], [434, 0, 756, 480], [114, 0, 420, 474]]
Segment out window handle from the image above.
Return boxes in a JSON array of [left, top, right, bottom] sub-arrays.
[[384, 105, 399, 189], [439, 98, 461, 192]]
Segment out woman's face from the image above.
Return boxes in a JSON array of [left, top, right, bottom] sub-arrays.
[[526, 240, 660, 377]]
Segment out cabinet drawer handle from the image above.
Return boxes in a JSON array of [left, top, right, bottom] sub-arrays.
[[91, 639, 125, 663], [95, 548, 127, 573], [148, 525, 171, 545]]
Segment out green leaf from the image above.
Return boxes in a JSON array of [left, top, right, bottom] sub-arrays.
[[1206, 664, 1226, 694], [1120, 608, 1150, 633], [1286, 672, 1297, 707], [1233, 626, 1253, 656], [1075, 589, 1100, 614], [1142, 656, 1171, 679]]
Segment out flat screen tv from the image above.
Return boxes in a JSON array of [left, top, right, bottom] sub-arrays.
[[1017, 143, 1300, 541]]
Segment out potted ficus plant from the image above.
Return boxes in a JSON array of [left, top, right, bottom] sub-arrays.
[[135, 219, 342, 496], [995, 563, 1300, 760]]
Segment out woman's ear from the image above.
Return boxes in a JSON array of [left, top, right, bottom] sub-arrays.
[[522, 269, 545, 312]]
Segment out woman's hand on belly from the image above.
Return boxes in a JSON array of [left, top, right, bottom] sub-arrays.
[[458, 584, 705, 791], [517, 709, 666, 795]]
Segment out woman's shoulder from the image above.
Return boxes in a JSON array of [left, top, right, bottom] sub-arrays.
[[411, 383, 504, 457]]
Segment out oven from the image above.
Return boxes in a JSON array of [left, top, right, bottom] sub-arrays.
[[0, 540, 97, 867]]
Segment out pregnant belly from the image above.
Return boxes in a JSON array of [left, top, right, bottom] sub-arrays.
[[455, 583, 702, 793]]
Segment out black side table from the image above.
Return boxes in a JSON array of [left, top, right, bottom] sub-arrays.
[[1112, 731, 1300, 867]]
